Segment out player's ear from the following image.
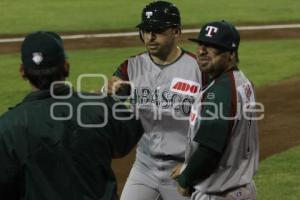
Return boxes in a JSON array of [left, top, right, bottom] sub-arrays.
[[173, 27, 181, 37], [19, 64, 27, 80], [228, 51, 237, 66], [139, 29, 145, 43]]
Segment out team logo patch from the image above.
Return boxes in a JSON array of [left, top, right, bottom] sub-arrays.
[[205, 26, 218, 37], [189, 107, 198, 126], [32, 52, 43, 65], [170, 78, 201, 96], [146, 11, 153, 19], [243, 83, 252, 102]]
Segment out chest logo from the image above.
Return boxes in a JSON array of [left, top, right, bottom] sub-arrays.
[[243, 83, 252, 101], [171, 78, 201, 96]]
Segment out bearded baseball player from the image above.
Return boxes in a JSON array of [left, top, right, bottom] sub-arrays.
[[107, 1, 204, 200], [171, 20, 259, 200]]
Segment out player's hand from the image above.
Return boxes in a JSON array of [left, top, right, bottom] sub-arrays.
[[177, 185, 192, 197], [106, 76, 124, 95], [170, 164, 193, 197], [170, 163, 183, 179]]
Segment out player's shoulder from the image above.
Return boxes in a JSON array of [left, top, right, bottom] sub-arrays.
[[178, 49, 199, 67], [232, 69, 253, 89], [217, 69, 255, 101], [233, 70, 255, 99], [211, 69, 238, 93], [123, 51, 148, 62], [182, 49, 197, 60], [117, 51, 148, 67], [176, 49, 201, 72]]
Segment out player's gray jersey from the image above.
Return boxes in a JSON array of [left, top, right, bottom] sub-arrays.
[[114, 51, 202, 162], [184, 70, 259, 193]]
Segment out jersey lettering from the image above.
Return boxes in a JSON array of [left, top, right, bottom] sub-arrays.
[[130, 87, 195, 115]]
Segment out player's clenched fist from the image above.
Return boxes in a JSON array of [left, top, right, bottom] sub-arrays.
[[105, 76, 131, 101], [170, 164, 192, 197], [106, 76, 124, 95]]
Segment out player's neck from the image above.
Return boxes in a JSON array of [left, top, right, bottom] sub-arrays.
[[151, 46, 182, 65]]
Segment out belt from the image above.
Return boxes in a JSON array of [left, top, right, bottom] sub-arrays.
[[152, 154, 185, 162]]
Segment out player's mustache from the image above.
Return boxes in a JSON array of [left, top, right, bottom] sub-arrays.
[[146, 42, 159, 46], [197, 56, 209, 60]]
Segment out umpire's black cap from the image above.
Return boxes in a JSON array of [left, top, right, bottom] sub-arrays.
[[137, 1, 181, 31], [189, 20, 240, 51], [21, 31, 66, 69]]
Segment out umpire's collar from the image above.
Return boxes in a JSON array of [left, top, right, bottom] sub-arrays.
[[22, 85, 72, 102]]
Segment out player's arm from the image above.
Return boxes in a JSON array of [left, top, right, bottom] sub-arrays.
[[175, 146, 221, 190], [103, 96, 143, 158], [106, 60, 131, 98], [175, 76, 237, 189]]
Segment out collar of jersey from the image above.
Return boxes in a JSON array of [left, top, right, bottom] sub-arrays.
[[22, 85, 72, 102]]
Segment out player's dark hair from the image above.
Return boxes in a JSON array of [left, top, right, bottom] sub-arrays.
[[24, 61, 67, 90]]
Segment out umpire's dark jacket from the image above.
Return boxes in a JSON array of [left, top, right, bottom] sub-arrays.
[[0, 86, 143, 200]]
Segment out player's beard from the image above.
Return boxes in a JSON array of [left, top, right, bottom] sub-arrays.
[[197, 54, 231, 78]]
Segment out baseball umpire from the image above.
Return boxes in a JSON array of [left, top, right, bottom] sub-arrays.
[[0, 31, 143, 200], [171, 21, 259, 200], [107, 1, 204, 200]]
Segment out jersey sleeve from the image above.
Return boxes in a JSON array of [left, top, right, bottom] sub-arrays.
[[194, 72, 237, 153], [113, 60, 129, 81], [176, 144, 220, 188]]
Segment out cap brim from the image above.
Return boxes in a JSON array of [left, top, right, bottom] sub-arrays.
[[136, 20, 170, 30]]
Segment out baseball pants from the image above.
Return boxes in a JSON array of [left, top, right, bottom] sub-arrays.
[[120, 158, 190, 200], [191, 182, 257, 200]]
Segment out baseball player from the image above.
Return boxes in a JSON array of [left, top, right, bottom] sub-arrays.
[[0, 31, 144, 200], [171, 21, 259, 200], [107, 1, 204, 200]]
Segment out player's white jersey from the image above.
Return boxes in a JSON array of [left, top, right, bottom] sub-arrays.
[[114, 50, 203, 163], [185, 69, 259, 193]]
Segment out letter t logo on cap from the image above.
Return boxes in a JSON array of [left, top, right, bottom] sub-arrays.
[[205, 26, 218, 37], [146, 11, 153, 19]]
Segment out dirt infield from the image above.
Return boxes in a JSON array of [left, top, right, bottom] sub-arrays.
[[256, 76, 300, 159], [1, 26, 300, 194]]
